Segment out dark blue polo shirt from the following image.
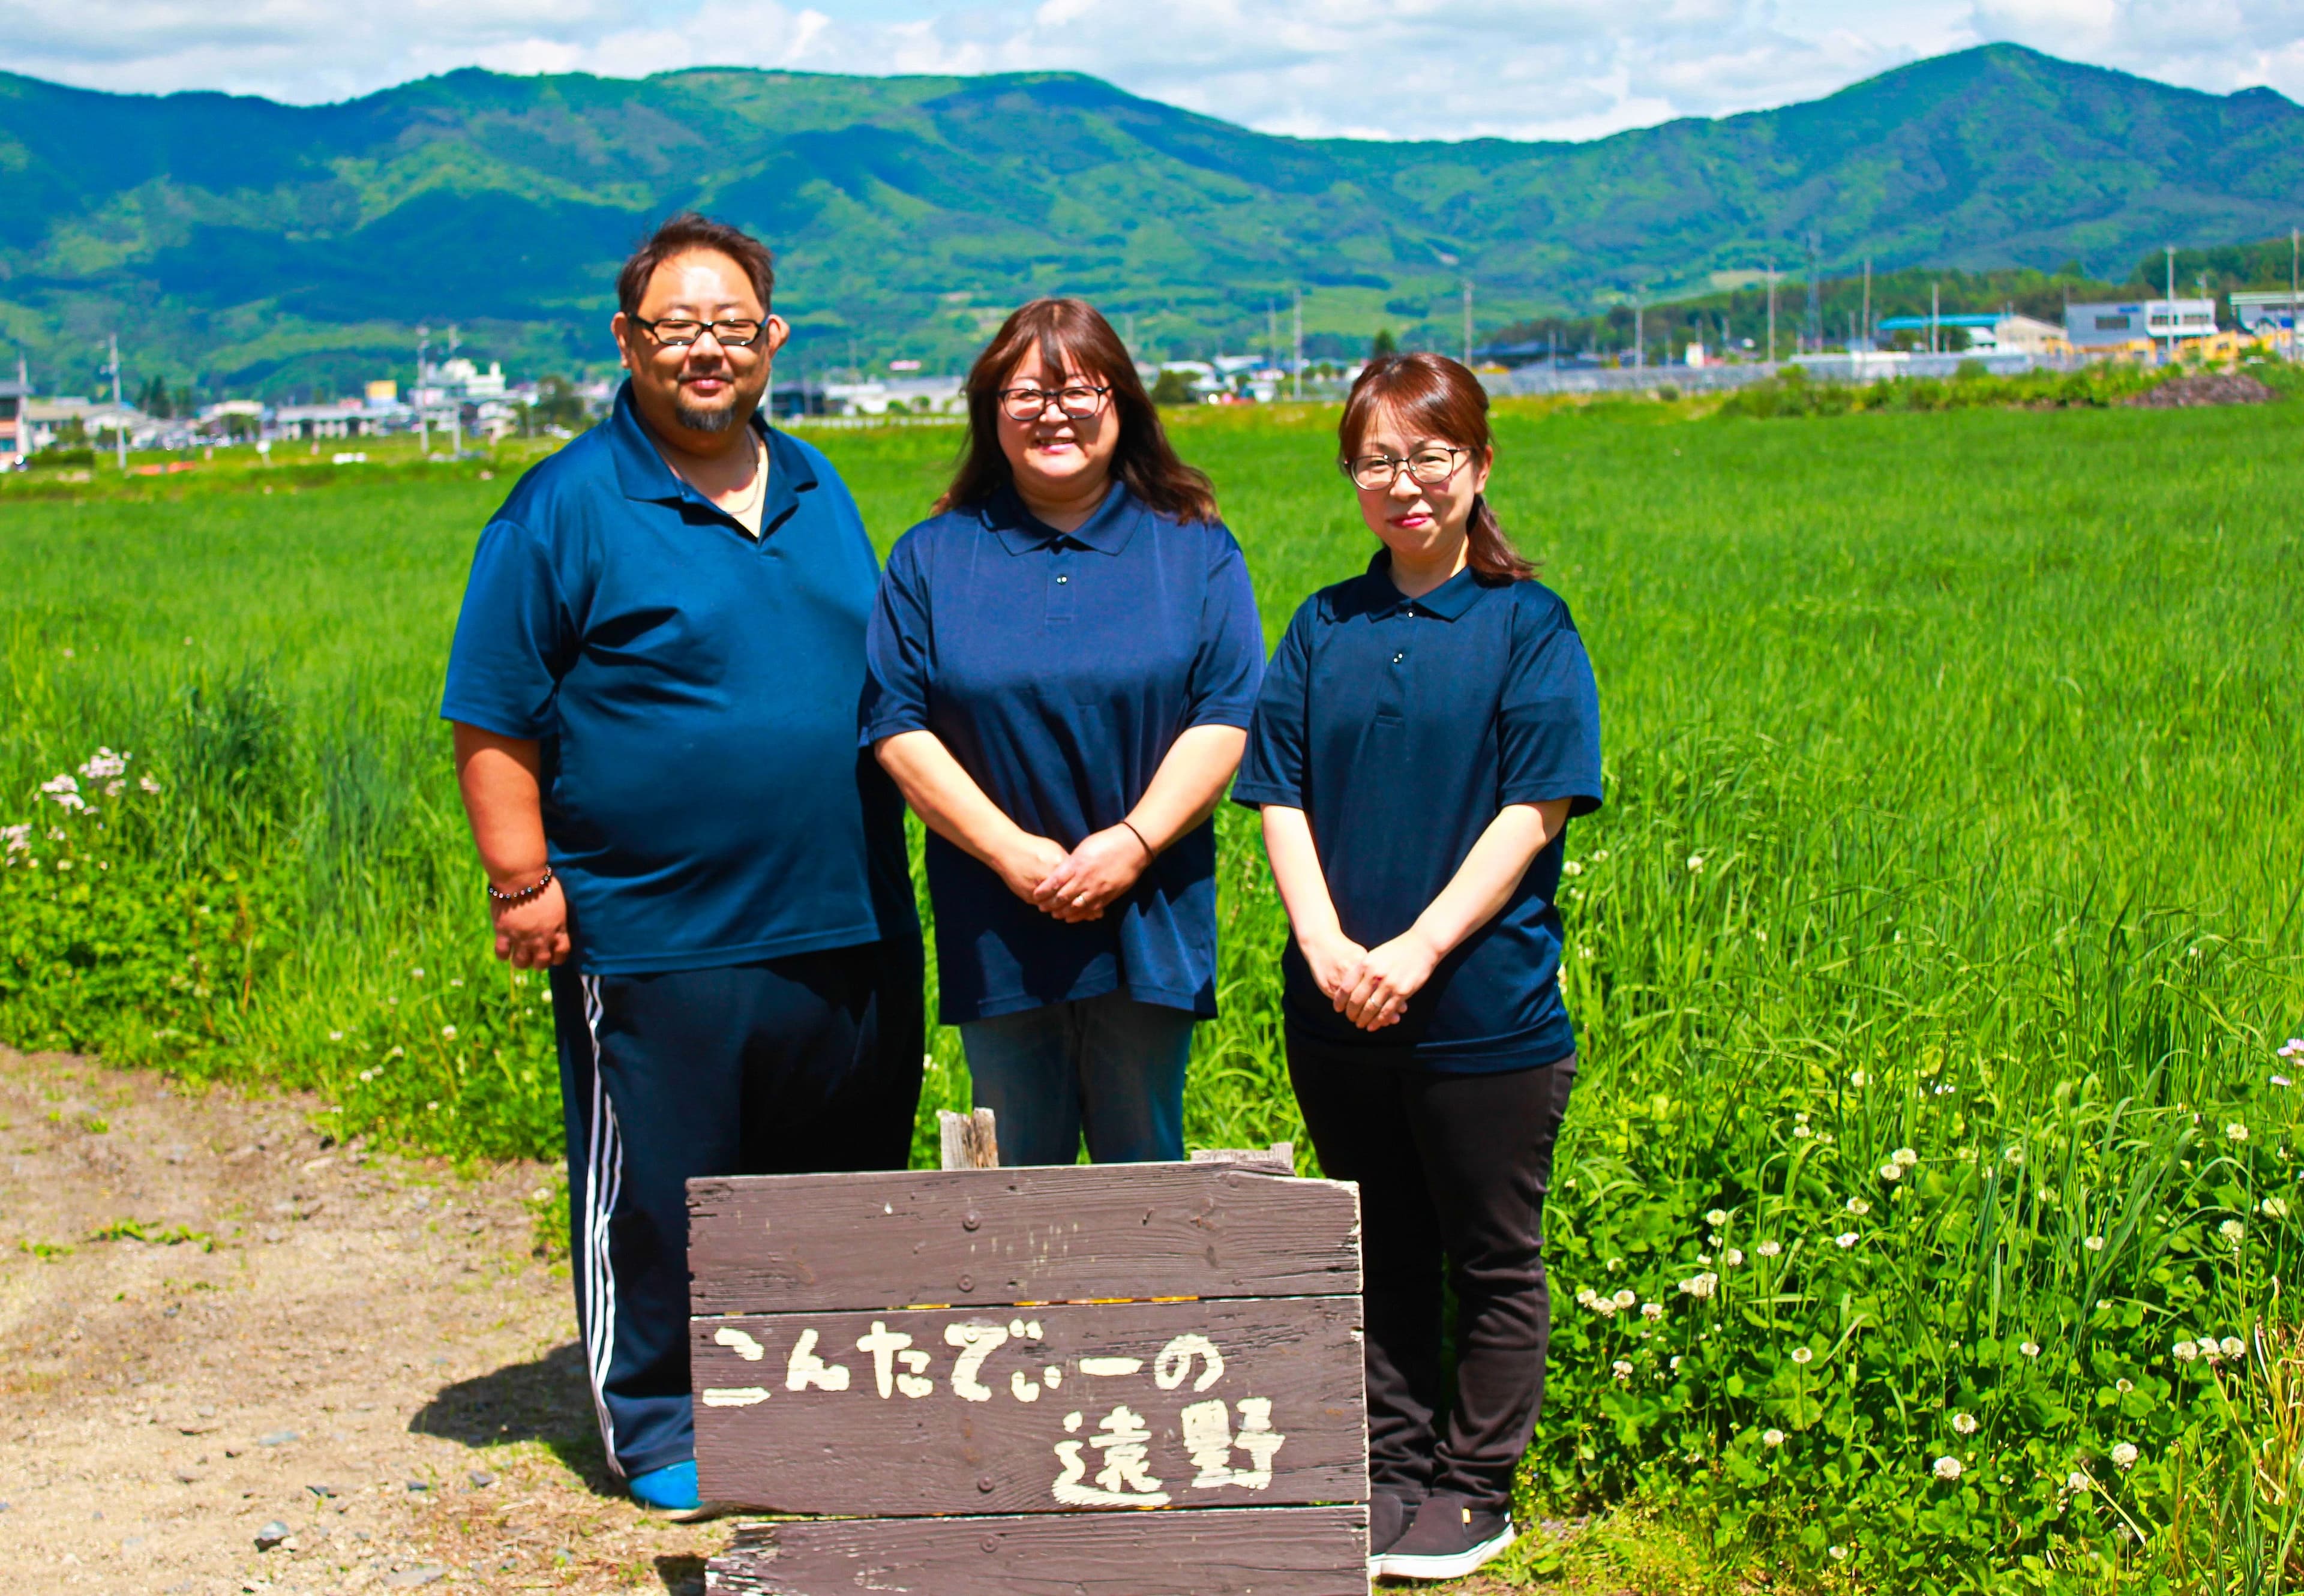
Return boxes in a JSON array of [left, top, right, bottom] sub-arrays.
[[861, 484, 1264, 1023], [1232, 554, 1602, 1070], [440, 382, 915, 976]]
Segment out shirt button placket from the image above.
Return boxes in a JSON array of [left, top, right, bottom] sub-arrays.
[[1048, 541, 1076, 625]]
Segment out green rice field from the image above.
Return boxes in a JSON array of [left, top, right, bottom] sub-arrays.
[[2, 396, 2300, 1589]]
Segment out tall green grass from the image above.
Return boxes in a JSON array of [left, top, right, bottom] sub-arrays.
[[2, 401, 2300, 1586]]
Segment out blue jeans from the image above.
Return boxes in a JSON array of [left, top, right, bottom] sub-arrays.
[[960, 992, 1195, 1165]]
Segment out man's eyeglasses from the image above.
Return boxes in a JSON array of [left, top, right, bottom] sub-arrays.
[[1344, 445, 1469, 491], [631, 316, 768, 349], [998, 384, 1111, 422]]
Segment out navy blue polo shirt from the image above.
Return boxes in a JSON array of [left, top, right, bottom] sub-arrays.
[[861, 484, 1264, 1022], [1232, 554, 1603, 1070], [440, 382, 914, 976]]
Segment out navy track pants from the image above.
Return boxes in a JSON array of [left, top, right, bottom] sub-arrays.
[[547, 940, 923, 1479]]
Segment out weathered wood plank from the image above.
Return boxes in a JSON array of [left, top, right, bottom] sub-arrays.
[[1190, 1143, 1295, 1174], [706, 1505, 1370, 1596], [688, 1163, 1360, 1315], [938, 1107, 999, 1170], [692, 1297, 1366, 1514]]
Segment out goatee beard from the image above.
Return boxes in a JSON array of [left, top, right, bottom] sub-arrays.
[[673, 397, 744, 433]]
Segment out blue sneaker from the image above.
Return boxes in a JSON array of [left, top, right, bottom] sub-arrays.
[[627, 1460, 698, 1512]]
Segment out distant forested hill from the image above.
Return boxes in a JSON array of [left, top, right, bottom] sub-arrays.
[[2, 43, 2298, 397]]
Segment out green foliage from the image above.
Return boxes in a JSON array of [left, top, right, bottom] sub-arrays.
[[1, 400, 2302, 1582], [5, 44, 2303, 391], [1715, 362, 2177, 418], [1149, 368, 1196, 407], [1371, 328, 1398, 358]]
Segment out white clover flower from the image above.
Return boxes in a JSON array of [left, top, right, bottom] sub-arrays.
[[1791, 1346, 1814, 1366], [1642, 1302, 1664, 1321], [1576, 1286, 1598, 1308], [1933, 1456, 1963, 1481], [1829, 1546, 1847, 1562], [1951, 1412, 1978, 1435], [1606, 1257, 1624, 1273], [1850, 1070, 1870, 1087], [1793, 1123, 1813, 1138], [2021, 1341, 2040, 1358], [1846, 1197, 1871, 1216], [1879, 1163, 1903, 1183], [2173, 1340, 2198, 1361], [1678, 1273, 1719, 1300], [2083, 1235, 2105, 1252], [77, 748, 127, 781], [1592, 1295, 1618, 1316], [1762, 1428, 1785, 1447], [1687, 854, 1705, 872], [2005, 1146, 2025, 1165], [138, 774, 160, 794], [1757, 1240, 1781, 1258], [2110, 1442, 2138, 1470], [2222, 1219, 2246, 1244], [2228, 1123, 2250, 1142], [1893, 1147, 1919, 1168], [1697, 1253, 1712, 1267], [2, 823, 29, 856], [328, 1030, 344, 1042], [2222, 1336, 2247, 1360], [2067, 1471, 2090, 1493], [440, 1025, 458, 1040], [1724, 1249, 1745, 1268], [2264, 1197, 2290, 1220], [1612, 1360, 1633, 1381], [359, 1068, 376, 1082], [1669, 1355, 1682, 1370], [1592, 849, 1608, 860], [2115, 1378, 2133, 1393], [1836, 1232, 1859, 1249], [1562, 859, 1583, 875], [1613, 1288, 1637, 1310], [386, 1046, 405, 1059], [1706, 1208, 1729, 1226]]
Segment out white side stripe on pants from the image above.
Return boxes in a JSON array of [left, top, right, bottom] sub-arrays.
[[578, 974, 626, 1477]]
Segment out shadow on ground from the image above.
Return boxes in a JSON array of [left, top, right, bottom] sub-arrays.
[[408, 1340, 618, 1494]]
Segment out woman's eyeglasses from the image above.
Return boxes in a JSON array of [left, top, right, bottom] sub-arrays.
[[1344, 446, 1468, 491], [998, 384, 1112, 422]]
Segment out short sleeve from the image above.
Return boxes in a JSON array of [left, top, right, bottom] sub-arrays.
[[1183, 529, 1265, 730], [439, 518, 575, 740], [1497, 593, 1603, 815], [860, 532, 934, 746], [1230, 599, 1314, 809]]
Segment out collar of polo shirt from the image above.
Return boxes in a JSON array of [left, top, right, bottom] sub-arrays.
[[600, 379, 820, 535], [1360, 548, 1486, 620], [983, 481, 1142, 557]]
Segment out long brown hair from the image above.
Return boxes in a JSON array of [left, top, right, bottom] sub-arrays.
[[1339, 352, 1534, 581], [937, 298, 1219, 523]]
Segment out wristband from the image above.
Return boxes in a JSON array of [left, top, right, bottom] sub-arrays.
[[1119, 820, 1154, 859], [486, 866, 553, 907]]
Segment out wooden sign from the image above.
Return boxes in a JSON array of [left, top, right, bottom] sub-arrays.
[[689, 1159, 1367, 1596]]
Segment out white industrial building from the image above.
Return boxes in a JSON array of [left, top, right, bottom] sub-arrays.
[[2063, 299, 2216, 350]]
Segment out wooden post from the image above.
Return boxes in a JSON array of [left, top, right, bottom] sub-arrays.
[[937, 1106, 999, 1170], [688, 1161, 1367, 1595]]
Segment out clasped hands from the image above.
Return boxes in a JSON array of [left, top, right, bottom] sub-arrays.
[[1000, 826, 1152, 924], [1300, 926, 1441, 1032]]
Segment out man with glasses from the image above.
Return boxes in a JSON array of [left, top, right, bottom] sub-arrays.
[[441, 213, 922, 1514]]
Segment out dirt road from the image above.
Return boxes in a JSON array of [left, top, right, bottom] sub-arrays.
[[0, 1049, 730, 1594]]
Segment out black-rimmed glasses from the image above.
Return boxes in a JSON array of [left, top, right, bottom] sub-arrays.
[[999, 383, 1111, 422], [1344, 445, 1469, 491], [631, 316, 769, 349]]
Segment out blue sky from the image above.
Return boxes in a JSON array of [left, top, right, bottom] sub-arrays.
[[5, 0, 2301, 141]]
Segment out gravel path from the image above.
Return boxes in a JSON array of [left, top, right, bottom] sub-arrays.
[[0, 1049, 728, 1594]]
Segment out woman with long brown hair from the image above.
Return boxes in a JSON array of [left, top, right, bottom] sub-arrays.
[[862, 299, 1263, 1165], [1233, 353, 1602, 1580]]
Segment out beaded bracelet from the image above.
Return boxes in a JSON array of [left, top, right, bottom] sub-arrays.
[[485, 866, 554, 907]]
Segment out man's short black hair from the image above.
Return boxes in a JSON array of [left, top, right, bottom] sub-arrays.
[[616, 213, 775, 317]]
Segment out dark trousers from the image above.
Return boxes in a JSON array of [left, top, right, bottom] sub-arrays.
[[1289, 1045, 1576, 1513], [548, 941, 923, 1479]]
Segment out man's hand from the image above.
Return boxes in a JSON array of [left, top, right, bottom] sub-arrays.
[[1032, 826, 1150, 923], [1298, 928, 1371, 1004], [1336, 931, 1442, 1031], [995, 833, 1072, 907], [490, 875, 572, 968]]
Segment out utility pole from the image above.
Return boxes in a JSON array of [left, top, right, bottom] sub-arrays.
[[1804, 232, 1823, 353], [1462, 279, 1473, 365], [1861, 258, 1872, 356], [106, 332, 125, 472], [447, 323, 463, 457], [1267, 301, 1277, 377], [416, 325, 431, 455], [2290, 227, 2298, 363], [1930, 282, 1940, 355], [1633, 294, 1645, 369], [2164, 244, 2176, 364], [1291, 286, 1303, 400], [1766, 260, 1777, 365]]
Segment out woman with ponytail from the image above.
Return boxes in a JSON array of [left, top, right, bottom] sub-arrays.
[[1232, 353, 1602, 1582]]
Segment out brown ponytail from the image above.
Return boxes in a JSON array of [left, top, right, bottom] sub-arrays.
[[1340, 353, 1535, 581]]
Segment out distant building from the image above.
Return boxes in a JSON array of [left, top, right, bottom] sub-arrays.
[[2228, 290, 2303, 338], [1873, 313, 2069, 355], [2064, 299, 2216, 351], [823, 375, 965, 417], [366, 380, 400, 405], [434, 358, 507, 399], [0, 377, 26, 457], [275, 401, 388, 440]]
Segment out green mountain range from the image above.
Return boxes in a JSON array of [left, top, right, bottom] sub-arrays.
[[3, 43, 2299, 400]]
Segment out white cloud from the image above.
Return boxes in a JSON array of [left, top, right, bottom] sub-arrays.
[[1, 0, 2298, 139]]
